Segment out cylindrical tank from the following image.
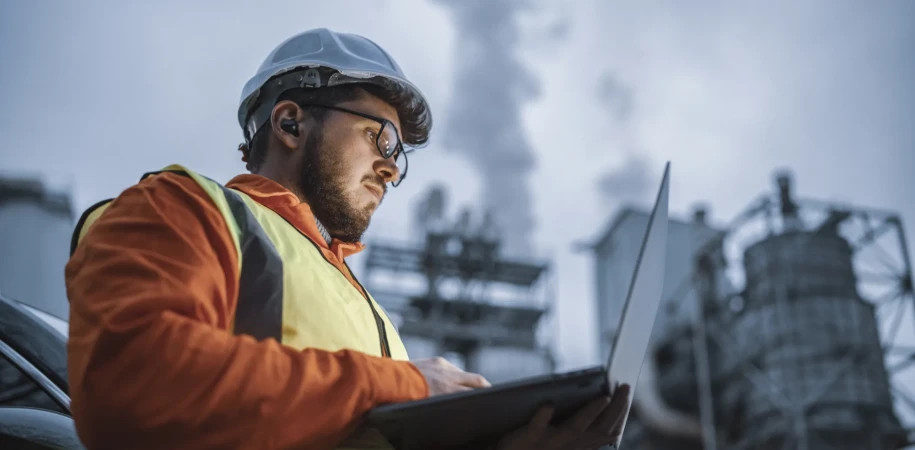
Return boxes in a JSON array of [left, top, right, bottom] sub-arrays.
[[716, 231, 905, 449], [654, 325, 700, 413]]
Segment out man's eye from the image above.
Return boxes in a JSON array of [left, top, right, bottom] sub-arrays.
[[366, 129, 377, 141]]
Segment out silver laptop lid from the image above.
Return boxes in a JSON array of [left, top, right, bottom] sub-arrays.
[[606, 162, 670, 391]]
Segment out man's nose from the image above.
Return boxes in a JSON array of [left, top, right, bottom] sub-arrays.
[[374, 156, 400, 184]]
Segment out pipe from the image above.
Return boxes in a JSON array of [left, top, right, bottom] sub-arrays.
[[632, 347, 703, 439]]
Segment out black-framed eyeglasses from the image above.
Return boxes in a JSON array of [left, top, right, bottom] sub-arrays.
[[298, 103, 411, 187]]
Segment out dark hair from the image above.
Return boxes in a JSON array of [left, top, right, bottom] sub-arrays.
[[240, 82, 431, 173]]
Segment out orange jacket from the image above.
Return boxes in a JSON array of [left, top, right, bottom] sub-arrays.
[[65, 172, 428, 449]]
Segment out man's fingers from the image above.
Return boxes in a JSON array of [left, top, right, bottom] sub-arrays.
[[572, 431, 616, 449], [592, 383, 632, 433], [511, 405, 553, 446], [433, 356, 457, 368], [459, 372, 491, 388], [529, 404, 554, 430], [566, 396, 611, 432], [413, 357, 492, 395], [606, 383, 632, 431], [451, 384, 474, 393]]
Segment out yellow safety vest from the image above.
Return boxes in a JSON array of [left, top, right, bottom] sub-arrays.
[[72, 165, 409, 449]]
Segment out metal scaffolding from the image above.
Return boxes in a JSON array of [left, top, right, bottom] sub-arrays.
[[689, 172, 914, 449], [362, 188, 554, 379]]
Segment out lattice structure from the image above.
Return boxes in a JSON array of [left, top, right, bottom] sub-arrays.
[[691, 172, 914, 449], [363, 200, 554, 381]]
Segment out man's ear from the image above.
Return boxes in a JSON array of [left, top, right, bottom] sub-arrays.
[[270, 100, 305, 151]]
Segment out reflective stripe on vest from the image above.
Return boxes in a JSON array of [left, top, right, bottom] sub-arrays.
[[70, 165, 407, 361]]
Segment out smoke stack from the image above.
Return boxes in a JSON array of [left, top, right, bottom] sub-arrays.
[[775, 169, 798, 222], [692, 204, 709, 225]]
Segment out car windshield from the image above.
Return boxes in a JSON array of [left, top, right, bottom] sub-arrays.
[[17, 302, 68, 338], [0, 296, 69, 413]]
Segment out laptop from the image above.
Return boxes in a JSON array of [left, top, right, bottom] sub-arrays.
[[367, 162, 671, 449]]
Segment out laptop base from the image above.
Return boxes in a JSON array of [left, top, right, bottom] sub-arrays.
[[367, 366, 608, 449]]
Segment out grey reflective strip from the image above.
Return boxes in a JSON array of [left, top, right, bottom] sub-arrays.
[[219, 186, 284, 342], [133, 170, 284, 341]]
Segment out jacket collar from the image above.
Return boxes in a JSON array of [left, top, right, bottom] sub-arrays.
[[225, 174, 365, 261]]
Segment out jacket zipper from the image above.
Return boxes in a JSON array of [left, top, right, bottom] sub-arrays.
[[345, 262, 391, 358]]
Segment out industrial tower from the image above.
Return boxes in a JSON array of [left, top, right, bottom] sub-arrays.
[[363, 186, 554, 382], [592, 171, 914, 449]]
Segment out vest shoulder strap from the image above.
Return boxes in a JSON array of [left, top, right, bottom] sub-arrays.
[[70, 198, 114, 256], [145, 165, 244, 270], [68, 165, 283, 342], [69, 165, 244, 270]]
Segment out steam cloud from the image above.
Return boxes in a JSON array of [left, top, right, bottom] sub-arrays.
[[595, 72, 652, 206], [436, 0, 539, 256]]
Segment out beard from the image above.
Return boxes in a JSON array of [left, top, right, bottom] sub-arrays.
[[297, 128, 382, 243]]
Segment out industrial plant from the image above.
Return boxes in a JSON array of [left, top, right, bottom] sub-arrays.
[[590, 171, 914, 449]]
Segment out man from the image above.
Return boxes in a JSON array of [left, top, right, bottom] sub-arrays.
[[66, 28, 629, 449]]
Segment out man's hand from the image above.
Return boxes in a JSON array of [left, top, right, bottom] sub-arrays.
[[411, 357, 491, 396], [495, 384, 632, 450]]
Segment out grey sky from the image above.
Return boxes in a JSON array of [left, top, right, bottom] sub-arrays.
[[435, 0, 539, 256], [1, 0, 913, 394]]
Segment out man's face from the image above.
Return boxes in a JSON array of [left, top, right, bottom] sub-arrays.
[[297, 92, 403, 243]]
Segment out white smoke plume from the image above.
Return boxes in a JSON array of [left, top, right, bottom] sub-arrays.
[[435, 0, 540, 256]]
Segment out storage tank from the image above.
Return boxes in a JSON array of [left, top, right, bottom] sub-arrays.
[[0, 177, 73, 320], [716, 230, 906, 449]]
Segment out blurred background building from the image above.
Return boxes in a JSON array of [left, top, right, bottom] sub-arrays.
[[590, 171, 914, 449], [0, 175, 73, 323], [364, 185, 555, 383]]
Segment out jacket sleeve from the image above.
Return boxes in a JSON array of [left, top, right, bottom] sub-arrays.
[[65, 172, 428, 450]]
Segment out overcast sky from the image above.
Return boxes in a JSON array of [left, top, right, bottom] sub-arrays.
[[2, 0, 914, 421]]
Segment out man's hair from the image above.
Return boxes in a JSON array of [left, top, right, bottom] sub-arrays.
[[241, 83, 430, 173]]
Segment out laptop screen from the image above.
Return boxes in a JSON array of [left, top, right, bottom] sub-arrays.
[[606, 162, 670, 392]]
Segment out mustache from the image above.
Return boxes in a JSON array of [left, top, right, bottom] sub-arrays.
[[362, 175, 387, 196]]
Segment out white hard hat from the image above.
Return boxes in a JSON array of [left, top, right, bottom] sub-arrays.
[[238, 28, 431, 147]]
